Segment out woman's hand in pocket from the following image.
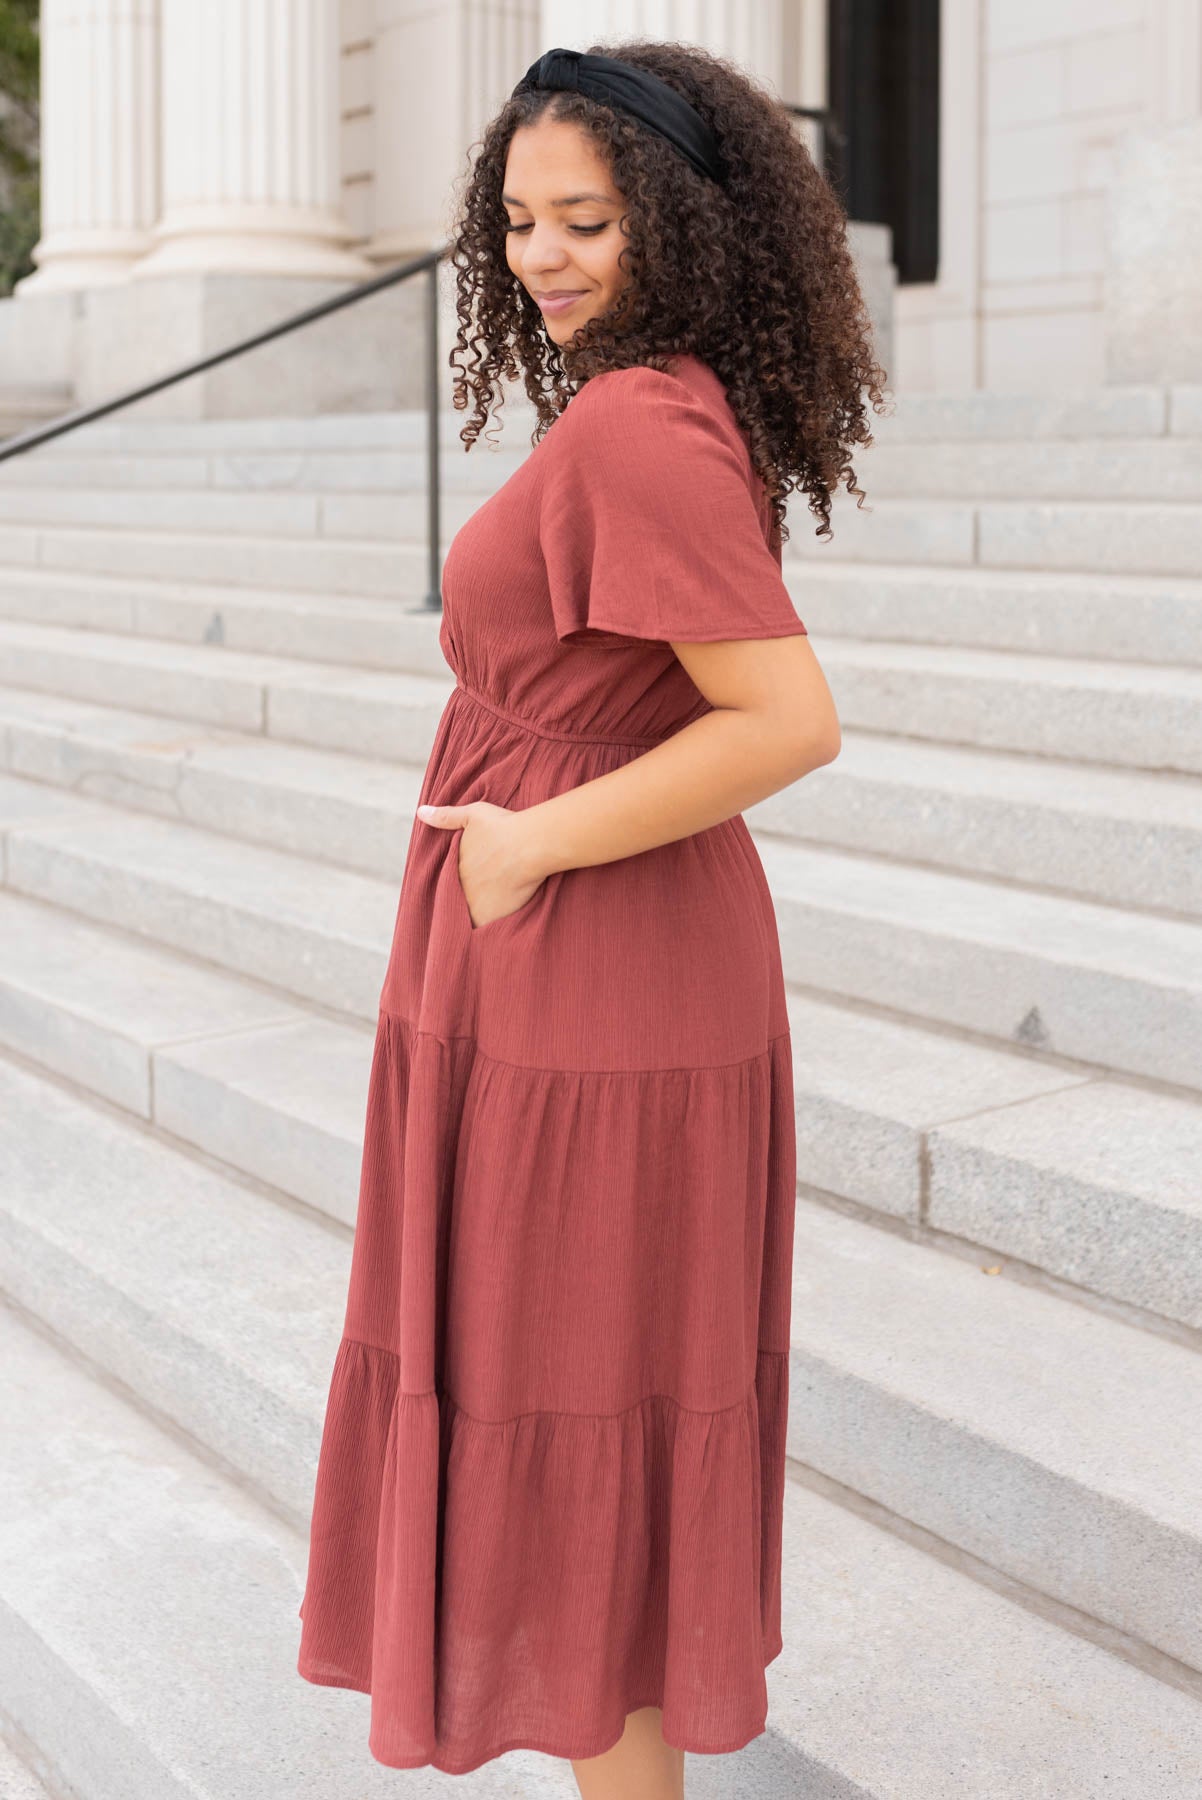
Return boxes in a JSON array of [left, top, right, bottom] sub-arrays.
[[416, 798, 548, 930]]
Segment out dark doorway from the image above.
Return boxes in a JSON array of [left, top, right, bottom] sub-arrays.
[[826, 0, 940, 284]]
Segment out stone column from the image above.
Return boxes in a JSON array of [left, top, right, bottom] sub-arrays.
[[541, 1, 785, 88], [18, 0, 159, 293], [367, 0, 539, 262], [133, 0, 372, 281]]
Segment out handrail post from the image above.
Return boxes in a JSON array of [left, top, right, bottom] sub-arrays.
[[418, 254, 443, 613]]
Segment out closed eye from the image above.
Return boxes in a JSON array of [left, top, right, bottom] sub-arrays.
[[505, 223, 607, 235]]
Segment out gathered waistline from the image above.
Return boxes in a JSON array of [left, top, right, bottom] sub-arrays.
[[452, 677, 676, 749]]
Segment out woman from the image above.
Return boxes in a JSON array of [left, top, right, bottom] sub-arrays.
[[297, 39, 886, 1797]]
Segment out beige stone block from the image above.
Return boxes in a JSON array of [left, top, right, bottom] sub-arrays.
[[986, 45, 1066, 127], [984, 199, 1064, 283], [1066, 25, 1147, 114], [1105, 118, 1202, 383], [983, 307, 1104, 390], [987, 0, 1143, 55], [73, 270, 430, 419]]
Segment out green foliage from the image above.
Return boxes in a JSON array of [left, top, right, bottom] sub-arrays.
[[0, 0, 38, 296], [0, 167, 36, 290]]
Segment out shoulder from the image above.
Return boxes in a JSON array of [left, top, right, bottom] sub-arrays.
[[552, 362, 745, 470], [572, 363, 686, 407], [555, 364, 685, 436]]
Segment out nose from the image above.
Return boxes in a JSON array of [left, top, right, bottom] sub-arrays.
[[519, 226, 572, 277]]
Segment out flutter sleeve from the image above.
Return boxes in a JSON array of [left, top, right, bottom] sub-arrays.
[[538, 365, 809, 650]]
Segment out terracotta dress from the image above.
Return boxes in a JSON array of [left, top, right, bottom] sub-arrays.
[[296, 350, 807, 1775]]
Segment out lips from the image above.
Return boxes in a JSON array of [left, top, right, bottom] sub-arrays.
[[534, 290, 588, 317]]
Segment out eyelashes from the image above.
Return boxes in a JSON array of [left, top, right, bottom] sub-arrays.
[[504, 223, 607, 235]]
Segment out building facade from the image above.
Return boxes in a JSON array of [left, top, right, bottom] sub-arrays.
[[4, 0, 1200, 414]]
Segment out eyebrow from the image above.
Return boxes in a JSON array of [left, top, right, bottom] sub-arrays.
[[501, 191, 616, 208]]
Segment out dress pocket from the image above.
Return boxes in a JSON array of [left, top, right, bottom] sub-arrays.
[[452, 830, 545, 940]]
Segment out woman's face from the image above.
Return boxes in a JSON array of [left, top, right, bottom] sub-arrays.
[[503, 114, 631, 347]]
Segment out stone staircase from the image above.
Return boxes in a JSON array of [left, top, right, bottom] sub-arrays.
[[0, 387, 1200, 1797]]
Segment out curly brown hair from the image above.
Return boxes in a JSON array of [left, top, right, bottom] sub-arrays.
[[445, 38, 892, 545]]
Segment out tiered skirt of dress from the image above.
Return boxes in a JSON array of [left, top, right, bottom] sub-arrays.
[[296, 678, 797, 1775]]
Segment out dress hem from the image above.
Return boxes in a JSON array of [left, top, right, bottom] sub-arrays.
[[297, 1634, 785, 1775]]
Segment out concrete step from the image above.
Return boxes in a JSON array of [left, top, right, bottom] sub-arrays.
[[2, 499, 1201, 598], [0, 888, 371, 1227], [6, 1305, 1199, 1800], [859, 435, 1202, 501], [0, 521, 427, 598], [867, 384, 1193, 441], [14, 406, 533, 454], [0, 450, 214, 489], [819, 638, 1202, 775], [3, 558, 1201, 674], [787, 1202, 1202, 1676], [3, 1050, 1200, 1704], [2, 788, 394, 1020], [922, 1073, 1202, 1333], [761, 834, 1202, 1091], [3, 882, 1198, 1328], [4, 684, 1197, 915], [0, 1302, 560, 1799], [0, 1033, 656, 1593], [0, 621, 453, 760], [787, 496, 1202, 579], [14, 383, 1201, 457], [787, 986, 1202, 1331], [792, 561, 1202, 669], [0, 567, 450, 674], [0, 480, 488, 541], [0, 443, 522, 494], [13, 431, 1202, 505], [0, 1051, 349, 1525], [1, 618, 1199, 778], [14, 434, 1202, 523], [772, 1473, 1202, 1797], [4, 769, 1197, 1089], [0, 690, 425, 882], [755, 732, 1202, 918], [0, 1737, 55, 1800], [0, 771, 115, 844]]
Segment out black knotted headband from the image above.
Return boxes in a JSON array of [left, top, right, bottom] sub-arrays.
[[511, 47, 728, 188]]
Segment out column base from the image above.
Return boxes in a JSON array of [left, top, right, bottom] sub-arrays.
[[16, 227, 158, 295], [131, 203, 376, 284]]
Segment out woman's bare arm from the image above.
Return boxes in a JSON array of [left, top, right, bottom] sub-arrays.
[[518, 632, 839, 880]]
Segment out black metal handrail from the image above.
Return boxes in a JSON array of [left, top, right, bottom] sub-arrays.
[[0, 240, 453, 613]]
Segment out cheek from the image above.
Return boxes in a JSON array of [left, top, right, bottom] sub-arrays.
[[590, 238, 626, 292]]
